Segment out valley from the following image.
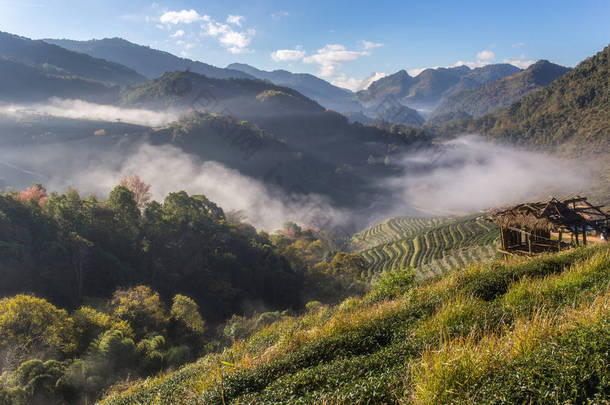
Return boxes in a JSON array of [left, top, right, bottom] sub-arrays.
[[0, 6, 608, 403]]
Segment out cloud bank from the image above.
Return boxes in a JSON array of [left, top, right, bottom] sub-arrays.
[[1, 98, 178, 127], [387, 135, 590, 215]]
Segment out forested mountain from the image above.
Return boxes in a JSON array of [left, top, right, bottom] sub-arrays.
[[0, 32, 146, 85], [227, 63, 361, 113], [430, 60, 570, 121], [45, 37, 255, 80], [0, 57, 119, 103], [357, 63, 520, 111], [119, 72, 431, 207], [449, 46, 608, 151]]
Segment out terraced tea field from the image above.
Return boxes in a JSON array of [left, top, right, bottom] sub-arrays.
[[350, 216, 447, 250], [354, 215, 499, 279]]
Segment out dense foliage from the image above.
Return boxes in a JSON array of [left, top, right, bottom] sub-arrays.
[[0, 185, 301, 317]]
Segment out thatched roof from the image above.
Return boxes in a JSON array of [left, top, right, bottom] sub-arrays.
[[489, 196, 609, 232]]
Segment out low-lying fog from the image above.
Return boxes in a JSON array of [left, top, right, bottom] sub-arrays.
[[0, 102, 593, 232], [1, 98, 179, 127]]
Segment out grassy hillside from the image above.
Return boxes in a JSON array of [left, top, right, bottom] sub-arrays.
[[101, 244, 610, 404], [430, 60, 570, 121], [355, 215, 499, 279]]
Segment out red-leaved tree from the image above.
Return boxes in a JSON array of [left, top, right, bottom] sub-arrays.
[[15, 184, 48, 205]]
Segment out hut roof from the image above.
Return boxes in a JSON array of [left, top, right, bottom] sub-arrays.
[[489, 196, 610, 232]]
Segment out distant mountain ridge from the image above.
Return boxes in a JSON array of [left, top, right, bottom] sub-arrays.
[[0, 31, 145, 85], [430, 60, 571, 121], [464, 46, 608, 150], [358, 63, 521, 111], [226, 63, 362, 113], [45, 37, 255, 80], [0, 56, 118, 103]]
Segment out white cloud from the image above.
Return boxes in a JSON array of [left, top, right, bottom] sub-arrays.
[[512, 42, 525, 47], [331, 72, 388, 92], [270, 47, 306, 62], [503, 58, 535, 69], [303, 44, 369, 78], [160, 9, 208, 24], [361, 40, 383, 49], [202, 21, 255, 53], [476, 50, 495, 61], [226, 14, 244, 26], [270, 11, 290, 20], [159, 10, 255, 54]]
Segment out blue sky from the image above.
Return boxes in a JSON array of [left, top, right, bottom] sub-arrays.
[[1, 0, 608, 90]]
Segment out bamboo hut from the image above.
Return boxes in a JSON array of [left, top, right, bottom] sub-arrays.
[[488, 196, 610, 256]]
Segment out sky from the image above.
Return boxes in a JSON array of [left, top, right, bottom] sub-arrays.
[[0, 0, 608, 91]]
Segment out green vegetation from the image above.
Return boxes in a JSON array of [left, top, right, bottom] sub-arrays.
[[355, 215, 499, 279], [99, 243, 610, 404]]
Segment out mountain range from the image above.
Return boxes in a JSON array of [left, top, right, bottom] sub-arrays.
[[44, 37, 254, 80], [430, 60, 571, 121], [0, 31, 145, 85], [357, 63, 521, 112], [226, 63, 361, 113]]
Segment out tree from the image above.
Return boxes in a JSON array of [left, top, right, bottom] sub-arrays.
[[170, 294, 205, 334], [119, 175, 152, 210], [109, 286, 169, 339], [0, 295, 77, 363], [14, 184, 48, 205]]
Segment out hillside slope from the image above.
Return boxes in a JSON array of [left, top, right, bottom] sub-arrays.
[[354, 215, 499, 279], [45, 37, 254, 80], [431, 60, 570, 121], [0, 32, 145, 85], [101, 244, 610, 404]]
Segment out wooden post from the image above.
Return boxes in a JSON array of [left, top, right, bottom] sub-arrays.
[[500, 227, 506, 250], [557, 230, 562, 250], [528, 233, 532, 253], [574, 227, 579, 246], [583, 226, 587, 246]]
